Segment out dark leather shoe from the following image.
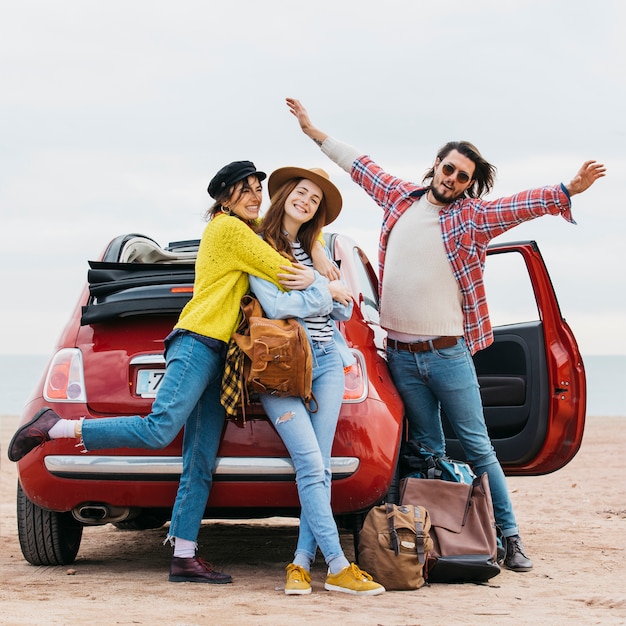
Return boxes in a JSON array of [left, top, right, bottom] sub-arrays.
[[169, 556, 232, 584], [8, 408, 61, 462], [504, 535, 533, 571]]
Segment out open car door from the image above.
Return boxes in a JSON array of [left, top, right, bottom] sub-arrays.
[[335, 235, 586, 478], [446, 240, 586, 475]]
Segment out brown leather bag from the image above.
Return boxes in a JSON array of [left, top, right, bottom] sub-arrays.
[[358, 502, 433, 590], [399, 473, 501, 583], [233, 295, 315, 407]]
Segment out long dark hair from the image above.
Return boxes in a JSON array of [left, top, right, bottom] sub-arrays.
[[422, 141, 497, 199], [203, 176, 261, 222], [260, 179, 327, 260]]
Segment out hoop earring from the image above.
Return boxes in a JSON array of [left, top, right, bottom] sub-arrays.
[[220, 205, 232, 215]]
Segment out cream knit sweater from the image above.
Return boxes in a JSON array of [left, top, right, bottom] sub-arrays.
[[381, 195, 464, 341]]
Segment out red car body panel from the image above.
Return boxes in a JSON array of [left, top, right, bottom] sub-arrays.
[[13, 234, 585, 563], [487, 242, 586, 475]]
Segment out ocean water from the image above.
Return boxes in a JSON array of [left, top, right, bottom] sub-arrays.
[[0, 354, 623, 418]]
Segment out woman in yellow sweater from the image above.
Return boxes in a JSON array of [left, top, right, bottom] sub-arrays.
[[8, 161, 318, 584]]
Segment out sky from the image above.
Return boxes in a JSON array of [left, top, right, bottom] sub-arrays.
[[1, 0, 624, 356]]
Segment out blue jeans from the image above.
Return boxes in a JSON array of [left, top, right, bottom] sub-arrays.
[[260, 341, 346, 566], [81, 332, 226, 541], [386, 338, 519, 537]]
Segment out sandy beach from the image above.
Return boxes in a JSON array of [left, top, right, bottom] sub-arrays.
[[1, 413, 624, 625]]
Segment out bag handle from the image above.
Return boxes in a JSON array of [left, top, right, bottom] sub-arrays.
[[240, 294, 264, 321], [233, 295, 262, 355]]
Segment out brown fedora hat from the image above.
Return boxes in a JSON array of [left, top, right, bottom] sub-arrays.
[[268, 166, 342, 226]]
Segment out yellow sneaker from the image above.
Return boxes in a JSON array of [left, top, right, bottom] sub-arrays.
[[285, 563, 312, 595], [324, 563, 385, 596]]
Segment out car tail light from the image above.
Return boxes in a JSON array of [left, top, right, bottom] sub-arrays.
[[343, 351, 367, 403], [43, 348, 87, 403]]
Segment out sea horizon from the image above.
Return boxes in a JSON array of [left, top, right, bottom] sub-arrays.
[[0, 353, 624, 418]]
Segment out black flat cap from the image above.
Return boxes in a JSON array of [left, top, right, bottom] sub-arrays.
[[207, 160, 267, 199]]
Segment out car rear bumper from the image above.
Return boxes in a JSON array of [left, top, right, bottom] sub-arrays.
[[44, 454, 360, 481]]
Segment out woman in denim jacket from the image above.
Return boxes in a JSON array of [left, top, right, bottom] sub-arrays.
[[249, 166, 385, 597]]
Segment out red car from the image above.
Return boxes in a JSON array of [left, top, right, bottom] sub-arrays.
[[13, 233, 586, 565]]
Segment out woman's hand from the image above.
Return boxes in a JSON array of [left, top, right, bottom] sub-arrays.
[[327, 280, 353, 306], [277, 264, 315, 290], [310, 240, 341, 281]]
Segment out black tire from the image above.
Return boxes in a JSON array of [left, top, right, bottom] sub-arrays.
[[16, 482, 83, 565], [113, 509, 170, 531]]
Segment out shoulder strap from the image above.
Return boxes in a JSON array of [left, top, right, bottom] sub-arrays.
[[385, 502, 400, 556], [412, 506, 426, 564]]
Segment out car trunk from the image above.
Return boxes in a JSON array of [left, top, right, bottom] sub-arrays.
[[79, 317, 175, 415]]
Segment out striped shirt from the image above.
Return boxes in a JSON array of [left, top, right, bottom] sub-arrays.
[[292, 239, 334, 342], [320, 137, 575, 355]]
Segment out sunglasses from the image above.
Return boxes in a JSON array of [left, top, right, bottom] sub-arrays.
[[441, 162, 471, 184]]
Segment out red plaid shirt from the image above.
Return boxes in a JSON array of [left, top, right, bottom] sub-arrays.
[[351, 156, 575, 354]]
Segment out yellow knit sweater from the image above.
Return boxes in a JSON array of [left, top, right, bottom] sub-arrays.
[[175, 214, 288, 342]]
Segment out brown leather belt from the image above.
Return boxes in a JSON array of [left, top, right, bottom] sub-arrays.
[[387, 336, 460, 353]]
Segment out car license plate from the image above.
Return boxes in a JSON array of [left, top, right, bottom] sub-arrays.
[[136, 369, 165, 397]]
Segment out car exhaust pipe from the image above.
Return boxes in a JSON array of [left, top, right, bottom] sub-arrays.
[[72, 504, 135, 525]]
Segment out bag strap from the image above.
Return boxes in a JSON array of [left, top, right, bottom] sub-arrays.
[[385, 502, 400, 556], [412, 506, 426, 564], [385, 503, 427, 564], [459, 477, 480, 527], [240, 294, 264, 321]]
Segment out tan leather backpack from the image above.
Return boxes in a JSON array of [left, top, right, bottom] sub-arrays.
[[234, 295, 315, 409]]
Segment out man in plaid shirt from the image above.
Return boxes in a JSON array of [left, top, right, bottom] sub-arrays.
[[286, 97, 605, 572]]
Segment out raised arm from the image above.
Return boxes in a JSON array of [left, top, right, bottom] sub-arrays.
[[564, 160, 606, 196], [286, 98, 329, 147], [285, 97, 402, 213], [286, 97, 361, 175]]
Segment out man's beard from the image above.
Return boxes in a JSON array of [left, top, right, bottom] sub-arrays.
[[429, 184, 463, 205]]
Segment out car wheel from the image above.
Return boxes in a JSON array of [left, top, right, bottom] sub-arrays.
[[113, 509, 170, 531], [17, 482, 83, 565]]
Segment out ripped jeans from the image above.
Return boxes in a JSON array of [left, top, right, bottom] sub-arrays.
[[259, 340, 345, 566]]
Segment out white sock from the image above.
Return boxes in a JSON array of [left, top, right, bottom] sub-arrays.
[[327, 555, 350, 575], [48, 419, 78, 439], [173, 537, 196, 559], [292, 554, 312, 571]]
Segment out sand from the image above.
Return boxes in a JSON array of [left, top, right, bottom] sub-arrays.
[[1, 413, 625, 625]]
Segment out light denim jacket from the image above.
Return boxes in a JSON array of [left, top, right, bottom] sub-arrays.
[[248, 259, 355, 368]]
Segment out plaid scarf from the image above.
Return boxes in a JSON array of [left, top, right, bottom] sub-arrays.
[[220, 337, 247, 421]]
